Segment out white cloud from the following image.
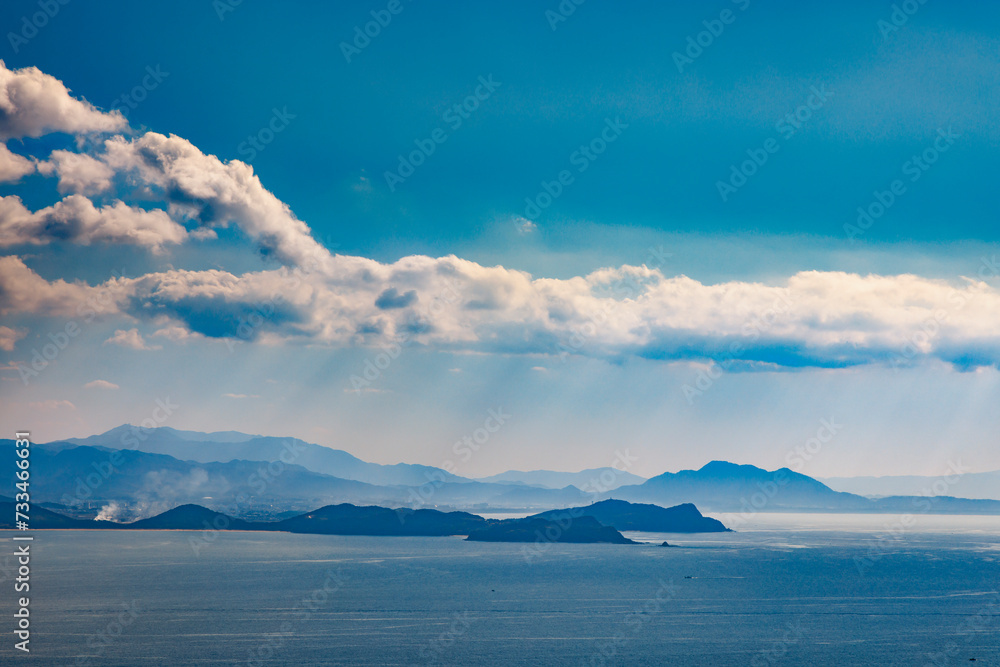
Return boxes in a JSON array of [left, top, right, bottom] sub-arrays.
[[151, 325, 204, 343], [222, 393, 260, 399], [0, 255, 124, 317], [0, 144, 34, 182], [103, 328, 161, 351], [0, 325, 26, 351], [98, 132, 331, 268], [103, 254, 1000, 370], [515, 217, 537, 235], [4, 63, 999, 372], [0, 194, 187, 252], [0, 61, 126, 139], [37, 150, 115, 195], [84, 379, 120, 390]]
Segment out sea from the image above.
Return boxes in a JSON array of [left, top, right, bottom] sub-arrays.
[[1, 513, 998, 666]]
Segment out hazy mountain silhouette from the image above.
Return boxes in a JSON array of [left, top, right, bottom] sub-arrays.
[[819, 470, 1000, 501], [65, 425, 472, 487], [1, 439, 590, 518], [613, 461, 1000, 514], [466, 515, 636, 544], [475, 469, 646, 491], [12, 432, 1000, 518], [277, 503, 486, 536], [0, 498, 117, 529], [531, 499, 729, 532], [127, 504, 266, 530]]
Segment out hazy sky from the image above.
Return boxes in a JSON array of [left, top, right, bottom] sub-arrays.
[[1, 0, 999, 478]]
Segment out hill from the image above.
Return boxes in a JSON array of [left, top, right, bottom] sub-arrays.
[[127, 504, 266, 530], [65, 425, 471, 487], [466, 515, 636, 544], [275, 503, 487, 536], [531, 499, 729, 532]]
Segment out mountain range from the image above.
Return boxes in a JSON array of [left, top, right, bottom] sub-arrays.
[[819, 469, 1000, 500], [0, 498, 721, 542], [7, 426, 1000, 520]]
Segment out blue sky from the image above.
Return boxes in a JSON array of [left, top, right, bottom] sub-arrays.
[[1, 0, 998, 478]]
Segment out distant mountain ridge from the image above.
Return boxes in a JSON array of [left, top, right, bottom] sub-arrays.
[[16, 428, 1000, 518], [0, 499, 639, 543], [66, 425, 472, 487], [1, 438, 592, 519], [611, 461, 1000, 515], [819, 469, 1000, 501], [474, 468, 646, 491]]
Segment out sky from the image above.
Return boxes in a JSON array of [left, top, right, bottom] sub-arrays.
[[1, 0, 998, 479]]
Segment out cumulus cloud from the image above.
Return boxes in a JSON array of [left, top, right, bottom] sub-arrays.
[[375, 287, 418, 309], [151, 325, 205, 343], [0, 61, 126, 139], [0, 255, 125, 317], [61, 254, 996, 370], [84, 379, 120, 390], [514, 217, 537, 235], [37, 150, 115, 194], [0, 144, 34, 182], [5, 220, 1000, 370], [1, 64, 326, 263], [103, 328, 161, 350], [4, 63, 1000, 372], [0, 325, 26, 351], [0, 194, 187, 251], [97, 132, 331, 268]]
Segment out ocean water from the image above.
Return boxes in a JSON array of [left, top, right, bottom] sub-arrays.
[[1, 514, 998, 666]]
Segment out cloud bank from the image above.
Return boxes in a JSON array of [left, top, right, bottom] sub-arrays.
[[1, 61, 999, 371]]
